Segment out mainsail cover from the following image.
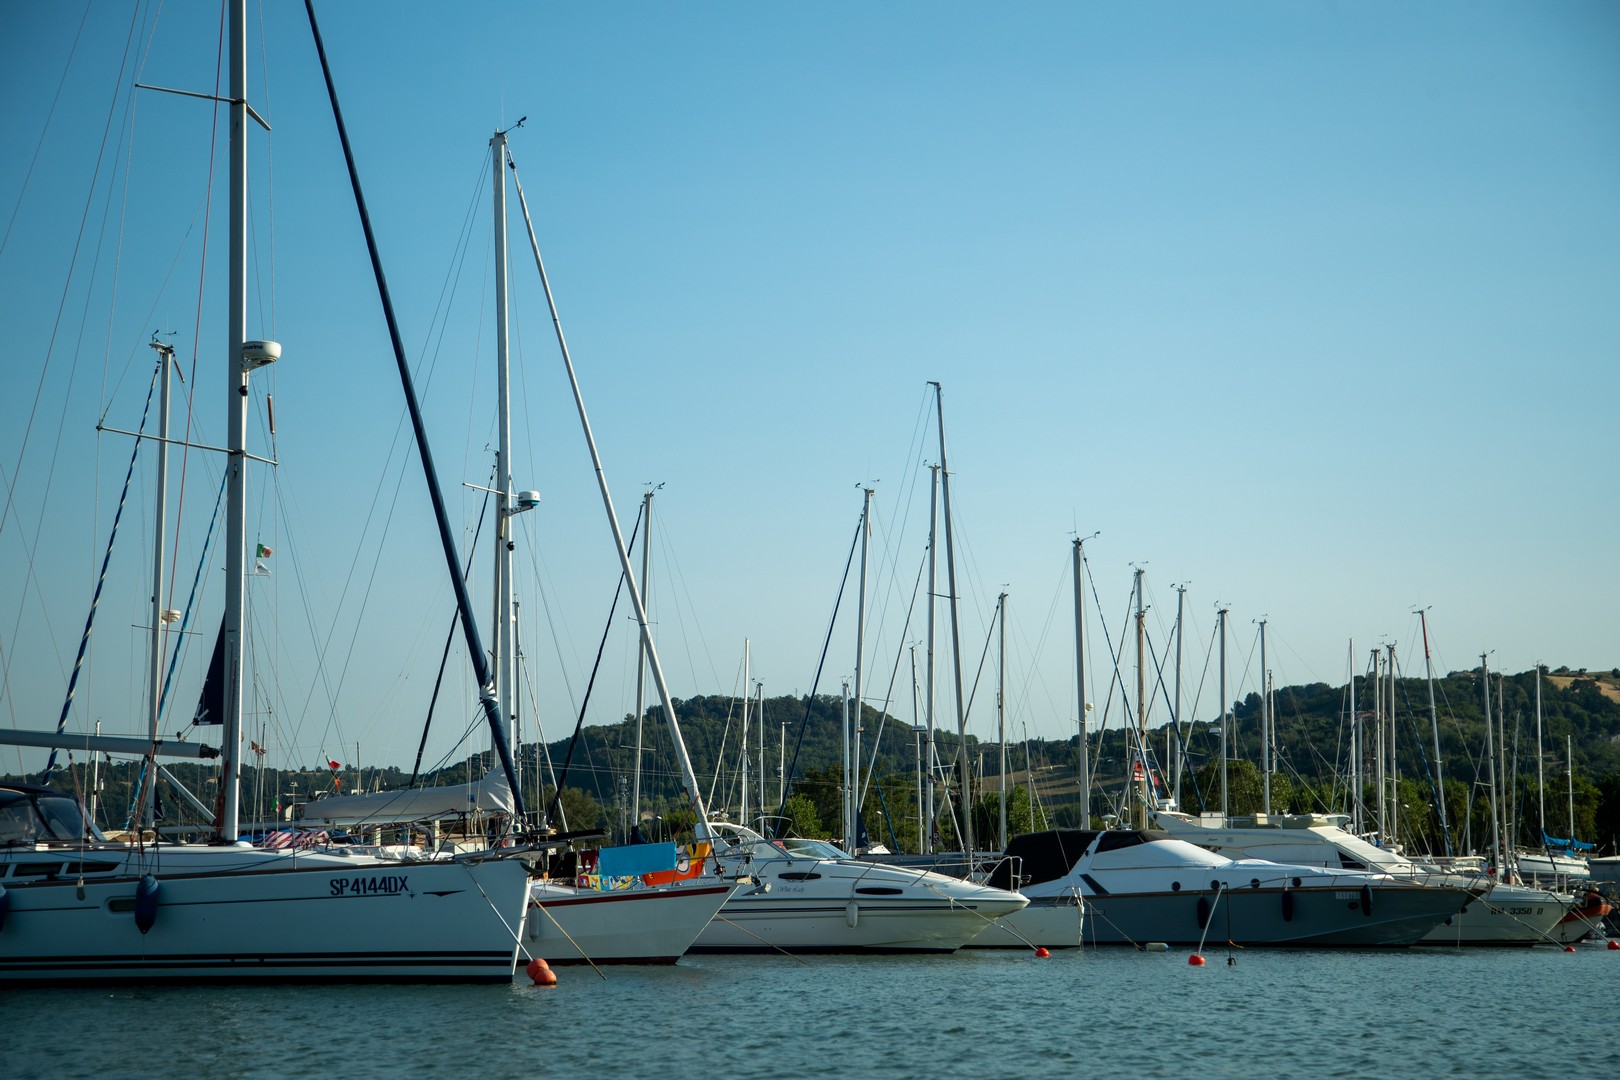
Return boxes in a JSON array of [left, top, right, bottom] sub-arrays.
[[297, 769, 514, 826]]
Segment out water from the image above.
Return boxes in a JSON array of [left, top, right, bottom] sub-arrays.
[[7, 944, 1617, 1078]]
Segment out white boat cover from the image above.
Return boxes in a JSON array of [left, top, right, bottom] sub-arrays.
[[295, 770, 514, 826]]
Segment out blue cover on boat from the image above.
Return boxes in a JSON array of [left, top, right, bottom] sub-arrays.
[[596, 842, 678, 878], [1542, 830, 1595, 852]]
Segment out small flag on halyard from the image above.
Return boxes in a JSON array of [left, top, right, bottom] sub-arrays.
[[256, 543, 273, 557]]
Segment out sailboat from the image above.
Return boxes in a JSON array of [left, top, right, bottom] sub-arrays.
[[0, 2, 533, 984], [286, 126, 737, 966]]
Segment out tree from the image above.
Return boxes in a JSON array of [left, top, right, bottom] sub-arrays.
[[781, 793, 824, 838]]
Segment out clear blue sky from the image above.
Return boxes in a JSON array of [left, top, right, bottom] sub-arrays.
[[1, 1, 1616, 778]]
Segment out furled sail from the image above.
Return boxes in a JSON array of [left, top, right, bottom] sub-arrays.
[[296, 768, 514, 827]]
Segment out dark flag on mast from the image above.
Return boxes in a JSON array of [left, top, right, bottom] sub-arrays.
[[193, 619, 226, 726]]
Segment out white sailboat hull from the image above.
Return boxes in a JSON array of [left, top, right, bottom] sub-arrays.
[[525, 881, 733, 964], [0, 846, 531, 984]]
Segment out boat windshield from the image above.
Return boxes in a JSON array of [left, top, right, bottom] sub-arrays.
[[0, 787, 102, 844], [779, 837, 851, 860]]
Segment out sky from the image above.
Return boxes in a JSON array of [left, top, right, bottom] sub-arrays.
[[1, 0, 1616, 780]]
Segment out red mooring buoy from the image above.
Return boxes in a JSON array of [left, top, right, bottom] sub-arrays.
[[526, 958, 557, 985], [1188, 954, 1206, 967], [1563, 945, 1576, 953], [1034, 947, 1051, 958], [1607, 939, 1619, 950]]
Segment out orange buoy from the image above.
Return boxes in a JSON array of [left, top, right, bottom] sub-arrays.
[[1034, 947, 1050, 958], [1188, 954, 1206, 966], [526, 957, 556, 984]]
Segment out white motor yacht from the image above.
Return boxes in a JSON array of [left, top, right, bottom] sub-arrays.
[[689, 823, 1027, 953]]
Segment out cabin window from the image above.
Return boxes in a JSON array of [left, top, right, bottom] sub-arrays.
[[855, 887, 903, 896]]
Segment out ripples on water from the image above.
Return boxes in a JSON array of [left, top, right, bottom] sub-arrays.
[[7, 945, 1617, 1079]]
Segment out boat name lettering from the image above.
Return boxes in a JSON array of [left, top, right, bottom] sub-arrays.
[[329, 874, 409, 897]]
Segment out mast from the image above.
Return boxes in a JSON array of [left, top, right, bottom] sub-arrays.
[[757, 680, 765, 822], [1498, 671, 1510, 875], [852, 486, 872, 851], [1535, 663, 1545, 847], [1259, 617, 1269, 815], [925, 465, 939, 852], [740, 639, 750, 826], [931, 382, 972, 858], [1387, 642, 1397, 845], [1372, 647, 1384, 839], [911, 645, 923, 850], [997, 590, 1007, 850], [490, 129, 517, 759], [1419, 610, 1449, 855], [1171, 583, 1185, 803], [840, 679, 852, 851], [1349, 639, 1359, 833], [1072, 537, 1091, 828], [1482, 655, 1503, 876], [631, 488, 653, 830], [218, 0, 251, 842], [1217, 603, 1229, 821], [1133, 567, 1147, 829], [1566, 733, 1575, 850], [145, 341, 174, 829]]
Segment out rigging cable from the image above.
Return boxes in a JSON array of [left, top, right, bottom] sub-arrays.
[[40, 363, 158, 776]]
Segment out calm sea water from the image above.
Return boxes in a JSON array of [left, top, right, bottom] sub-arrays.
[[6, 944, 1618, 1078]]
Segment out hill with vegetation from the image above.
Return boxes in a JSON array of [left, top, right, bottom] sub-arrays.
[[12, 666, 1619, 857]]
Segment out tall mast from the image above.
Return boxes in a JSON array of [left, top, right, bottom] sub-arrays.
[[1535, 663, 1546, 846], [1566, 733, 1575, 848], [218, 0, 251, 842], [1072, 537, 1091, 828], [931, 382, 972, 858], [1133, 567, 1147, 829], [851, 486, 872, 851], [924, 465, 939, 853], [1218, 604, 1229, 821], [1349, 640, 1359, 832], [1481, 655, 1503, 876], [756, 680, 765, 821], [631, 488, 653, 828], [145, 341, 174, 829], [1387, 643, 1397, 846], [1372, 647, 1384, 839], [911, 646, 923, 850], [1171, 582, 1185, 802], [840, 679, 852, 851], [1498, 671, 1509, 874], [740, 639, 750, 826], [490, 129, 516, 756], [997, 590, 1007, 850], [1419, 610, 1449, 855], [1259, 617, 1269, 815]]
